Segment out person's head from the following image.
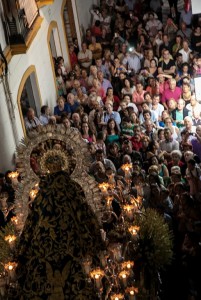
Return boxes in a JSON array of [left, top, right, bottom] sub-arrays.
[[161, 110, 170, 121], [171, 150, 182, 163], [168, 98, 177, 110], [67, 93, 75, 105], [123, 94, 132, 104], [143, 109, 151, 121], [95, 149, 104, 162], [164, 117, 173, 128], [97, 70, 104, 82], [81, 69, 88, 78], [141, 135, 150, 148], [90, 65, 98, 75], [73, 79, 80, 89], [108, 142, 119, 156], [182, 39, 189, 50], [184, 151, 194, 162], [27, 108, 35, 120], [88, 142, 96, 155], [95, 161, 106, 174], [164, 128, 172, 140], [61, 116, 71, 128], [72, 113, 80, 123], [158, 128, 164, 141], [142, 102, 150, 112], [96, 131, 105, 142], [124, 77, 133, 88], [187, 158, 196, 172], [169, 78, 176, 90], [136, 81, 144, 92], [82, 42, 87, 52], [105, 102, 113, 113], [57, 96, 65, 108], [81, 122, 89, 133], [148, 12, 154, 20], [176, 52, 183, 65], [184, 116, 192, 130], [41, 105, 50, 116], [190, 93, 198, 106], [177, 98, 185, 111], [122, 139, 132, 154], [144, 92, 152, 103], [144, 120, 153, 133], [182, 82, 190, 93], [122, 154, 132, 164], [107, 118, 119, 133], [196, 125, 201, 136], [163, 49, 170, 60]]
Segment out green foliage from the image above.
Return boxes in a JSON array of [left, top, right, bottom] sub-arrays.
[[135, 209, 173, 273]]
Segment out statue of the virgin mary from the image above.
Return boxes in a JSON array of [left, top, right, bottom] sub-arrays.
[[15, 127, 106, 299]]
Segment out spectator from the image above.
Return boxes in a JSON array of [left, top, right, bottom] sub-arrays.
[[24, 108, 41, 131], [78, 42, 93, 70]]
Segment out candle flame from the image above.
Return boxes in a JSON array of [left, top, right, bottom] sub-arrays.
[[121, 163, 132, 172], [128, 226, 140, 236], [4, 235, 16, 243], [121, 260, 134, 270], [8, 172, 19, 179], [4, 262, 18, 271], [90, 268, 104, 279]]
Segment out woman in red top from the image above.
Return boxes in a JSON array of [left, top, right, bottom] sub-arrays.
[[69, 44, 78, 68], [103, 87, 120, 111]]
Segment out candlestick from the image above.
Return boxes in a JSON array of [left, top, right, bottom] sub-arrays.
[[126, 287, 138, 300], [121, 260, 134, 271], [0, 275, 6, 297], [4, 235, 17, 250], [128, 226, 140, 240], [29, 189, 38, 202], [110, 293, 124, 300], [4, 262, 18, 281], [98, 182, 110, 197], [118, 270, 130, 287], [123, 204, 135, 221], [7, 172, 19, 187], [90, 268, 104, 290]]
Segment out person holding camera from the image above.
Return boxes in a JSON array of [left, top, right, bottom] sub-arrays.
[[122, 47, 143, 74]]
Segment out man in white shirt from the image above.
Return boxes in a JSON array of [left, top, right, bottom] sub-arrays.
[[179, 40, 192, 63], [122, 49, 143, 74], [78, 42, 93, 69], [151, 94, 164, 121]]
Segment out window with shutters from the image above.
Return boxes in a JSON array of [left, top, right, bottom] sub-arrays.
[[18, 0, 38, 28]]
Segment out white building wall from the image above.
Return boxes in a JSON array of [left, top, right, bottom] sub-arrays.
[[0, 0, 98, 172], [0, 0, 70, 172], [75, 0, 100, 41]]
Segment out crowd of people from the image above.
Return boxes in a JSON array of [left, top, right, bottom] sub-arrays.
[[1, 0, 201, 299]]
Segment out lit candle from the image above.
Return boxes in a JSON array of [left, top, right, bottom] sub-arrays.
[[4, 262, 18, 281], [29, 189, 38, 201], [121, 163, 132, 183], [98, 182, 110, 196], [110, 293, 124, 300], [8, 172, 19, 186], [121, 260, 134, 271], [118, 270, 130, 287], [4, 235, 17, 250], [90, 268, 104, 290], [126, 287, 138, 300], [128, 226, 140, 240], [106, 196, 113, 208], [123, 204, 135, 221]]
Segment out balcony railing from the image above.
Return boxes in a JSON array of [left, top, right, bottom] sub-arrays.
[[2, 0, 39, 46]]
